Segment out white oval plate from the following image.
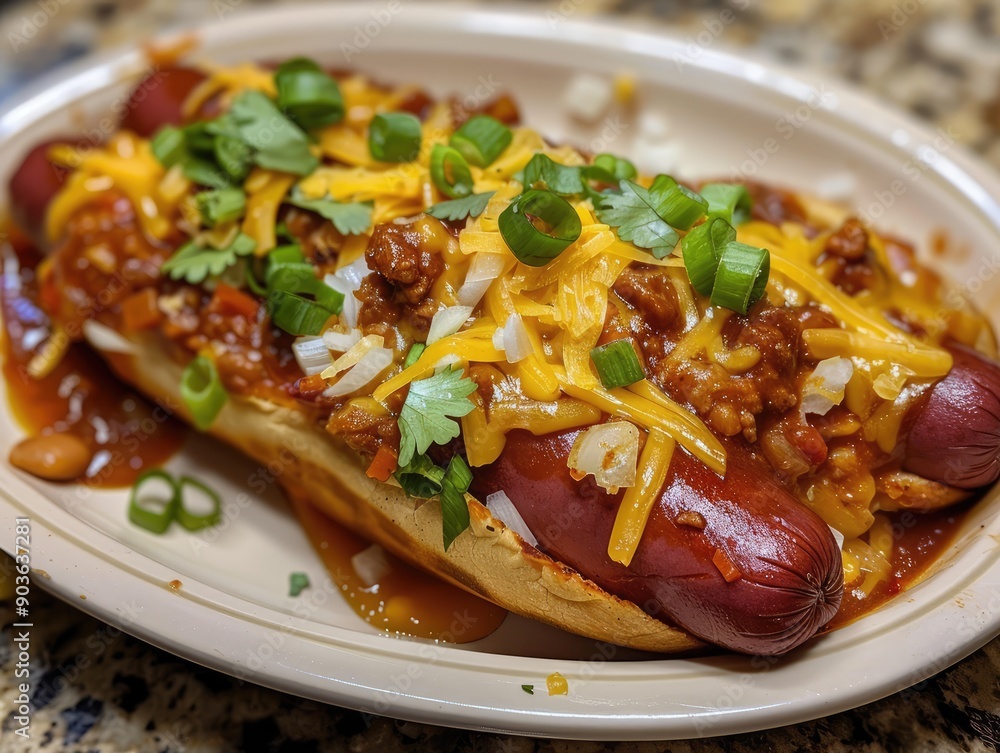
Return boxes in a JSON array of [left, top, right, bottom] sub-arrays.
[[3, 4, 1000, 741]]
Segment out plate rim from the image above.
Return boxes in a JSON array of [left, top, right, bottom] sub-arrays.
[[3, 2, 1000, 740]]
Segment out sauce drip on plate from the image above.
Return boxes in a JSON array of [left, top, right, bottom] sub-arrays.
[[291, 493, 507, 642], [2, 231, 186, 487]]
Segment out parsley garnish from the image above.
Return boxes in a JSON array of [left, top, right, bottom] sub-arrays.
[[595, 177, 682, 259], [160, 233, 257, 285], [181, 157, 233, 190], [521, 154, 584, 196], [397, 367, 477, 467], [289, 572, 310, 597], [394, 453, 473, 550], [425, 191, 495, 222], [521, 684, 535, 695], [229, 91, 319, 176], [440, 455, 473, 550], [285, 189, 373, 235]]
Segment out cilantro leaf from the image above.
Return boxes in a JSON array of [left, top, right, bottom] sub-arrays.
[[397, 367, 477, 466], [440, 454, 473, 550], [395, 453, 447, 498], [285, 190, 373, 235], [229, 91, 319, 176], [160, 233, 257, 285], [522, 154, 584, 196], [595, 177, 682, 259], [182, 157, 233, 190], [425, 191, 495, 222]]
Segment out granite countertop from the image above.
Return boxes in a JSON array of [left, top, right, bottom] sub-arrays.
[[4, 0, 1000, 750]]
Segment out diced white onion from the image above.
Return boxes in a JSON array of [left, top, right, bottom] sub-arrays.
[[800, 357, 854, 416], [638, 111, 670, 140], [292, 336, 332, 375], [427, 305, 473, 345], [324, 255, 372, 329], [633, 137, 682, 176], [567, 422, 640, 492], [351, 544, 391, 587], [323, 346, 394, 398], [502, 313, 533, 363], [322, 334, 384, 379], [563, 73, 614, 124], [485, 491, 538, 547], [457, 252, 508, 308], [82, 320, 137, 354], [322, 327, 362, 354], [492, 326, 505, 351]]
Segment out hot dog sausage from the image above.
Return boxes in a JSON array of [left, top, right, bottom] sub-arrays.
[[8, 139, 72, 244], [119, 66, 207, 137], [470, 429, 844, 656], [903, 343, 1000, 489], [8, 67, 207, 243]]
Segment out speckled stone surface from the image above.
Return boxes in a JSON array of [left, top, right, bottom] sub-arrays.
[[4, 0, 1000, 749]]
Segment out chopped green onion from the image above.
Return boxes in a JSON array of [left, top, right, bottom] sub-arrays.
[[180, 355, 228, 431], [498, 189, 582, 267], [289, 572, 311, 597], [214, 135, 254, 180], [710, 242, 770, 315], [258, 243, 342, 334], [590, 153, 637, 183], [521, 684, 535, 695], [404, 342, 426, 369], [267, 289, 339, 336], [590, 339, 645, 390], [151, 126, 187, 168], [269, 264, 343, 309], [430, 145, 474, 199], [450, 114, 512, 167], [245, 261, 268, 297], [369, 112, 422, 163], [681, 218, 736, 296], [175, 476, 222, 531], [700, 183, 752, 225], [275, 58, 344, 130], [196, 187, 247, 227], [440, 455, 473, 551], [653, 175, 708, 230], [268, 242, 307, 267], [128, 469, 180, 534]]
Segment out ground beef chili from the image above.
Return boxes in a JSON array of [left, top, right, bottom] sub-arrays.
[[359, 218, 448, 339], [327, 397, 401, 457], [40, 193, 168, 335], [42, 197, 302, 406], [281, 206, 347, 269]]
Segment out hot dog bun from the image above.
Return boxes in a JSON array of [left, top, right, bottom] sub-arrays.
[[108, 334, 704, 654]]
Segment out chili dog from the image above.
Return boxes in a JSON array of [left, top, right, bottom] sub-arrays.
[[6, 59, 1000, 658]]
